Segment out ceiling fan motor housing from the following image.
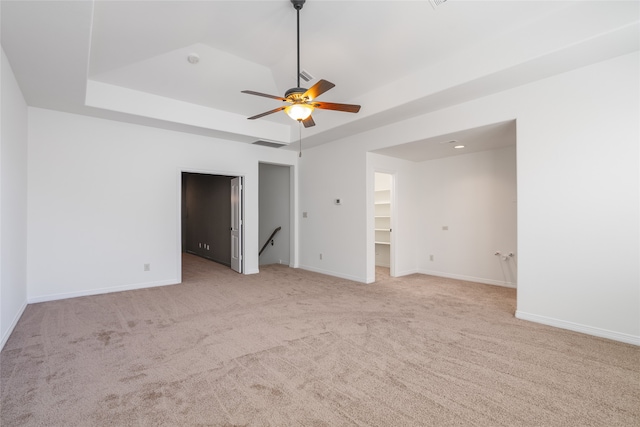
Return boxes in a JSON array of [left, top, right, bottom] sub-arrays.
[[285, 87, 308, 101], [291, 0, 305, 10]]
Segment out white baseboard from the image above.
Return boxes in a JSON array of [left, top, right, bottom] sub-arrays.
[[1, 300, 27, 351], [516, 310, 640, 346], [298, 265, 365, 283], [27, 278, 179, 304], [297, 267, 509, 287], [393, 268, 420, 277], [418, 269, 517, 288]]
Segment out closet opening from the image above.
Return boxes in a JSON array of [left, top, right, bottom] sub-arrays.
[[181, 172, 243, 273], [374, 172, 394, 280]]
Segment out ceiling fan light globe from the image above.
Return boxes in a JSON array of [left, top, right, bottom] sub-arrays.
[[285, 104, 314, 121]]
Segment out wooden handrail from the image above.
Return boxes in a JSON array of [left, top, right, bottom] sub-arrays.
[[259, 226, 282, 256]]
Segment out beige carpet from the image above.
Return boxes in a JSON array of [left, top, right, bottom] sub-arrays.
[[1, 254, 638, 426]]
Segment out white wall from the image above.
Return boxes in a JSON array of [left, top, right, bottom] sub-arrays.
[[1, 48, 28, 349], [515, 53, 639, 344], [418, 146, 517, 287], [259, 163, 290, 266], [300, 52, 639, 344], [298, 143, 368, 281], [27, 108, 298, 302]]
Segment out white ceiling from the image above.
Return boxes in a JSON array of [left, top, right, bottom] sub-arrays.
[[2, 0, 638, 155], [372, 120, 516, 162]]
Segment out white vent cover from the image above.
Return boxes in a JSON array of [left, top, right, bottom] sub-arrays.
[[252, 140, 285, 148], [429, 0, 448, 8], [299, 69, 314, 82]]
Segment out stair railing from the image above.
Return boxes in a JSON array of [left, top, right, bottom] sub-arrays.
[[259, 226, 282, 256]]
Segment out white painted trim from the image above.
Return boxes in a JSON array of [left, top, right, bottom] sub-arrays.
[[0, 300, 27, 351], [393, 268, 420, 278], [516, 310, 640, 346], [418, 269, 517, 288], [27, 278, 179, 304], [371, 168, 397, 281], [290, 164, 299, 269], [298, 265, 365, 283]]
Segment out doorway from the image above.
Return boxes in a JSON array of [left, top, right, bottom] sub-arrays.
[[374, 172, 394, 279], [258, 163, 291, 266], [369, 120, 517, 287], [181, 172, 243, 273]]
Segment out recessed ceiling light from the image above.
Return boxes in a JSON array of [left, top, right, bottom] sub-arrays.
[[454, 145, 465, 149], [187, 53, 200, 64]]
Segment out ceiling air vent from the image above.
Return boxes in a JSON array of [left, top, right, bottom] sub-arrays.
[[299, 69, 314, 83], [252, 140, 285, 148], [429, 0, 448, 8]]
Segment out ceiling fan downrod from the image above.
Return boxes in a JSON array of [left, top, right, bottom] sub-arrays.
[[292, 0, 305, 88]]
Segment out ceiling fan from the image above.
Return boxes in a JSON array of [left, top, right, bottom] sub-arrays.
[[242, 0, 361, 128]]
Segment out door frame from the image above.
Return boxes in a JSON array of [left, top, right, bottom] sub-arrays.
[[178, 168, 245, 280], [258, 162, 295, 267], [373, 170, 396, 278], [230, 176, 243, 273]]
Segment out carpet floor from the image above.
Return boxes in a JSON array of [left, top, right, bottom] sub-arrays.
[[1, 254, 638, 426]]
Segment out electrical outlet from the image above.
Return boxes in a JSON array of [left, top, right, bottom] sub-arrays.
[[429, 255, 434, 261], [319, 253, 323, 260], [442, 226, 449, 231], [303, 212, 308, 218], [144, 263, 150, 271]]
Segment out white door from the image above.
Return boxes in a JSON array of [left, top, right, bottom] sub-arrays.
[[230, 177, 243, 273]]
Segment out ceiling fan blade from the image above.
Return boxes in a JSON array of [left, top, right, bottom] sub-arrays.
[[303, 79, 335, 101], [247, 106, 286, 120], [302, 115, 315, 128], [241, 90, 287, 102], [312, 101, 361, 113]]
